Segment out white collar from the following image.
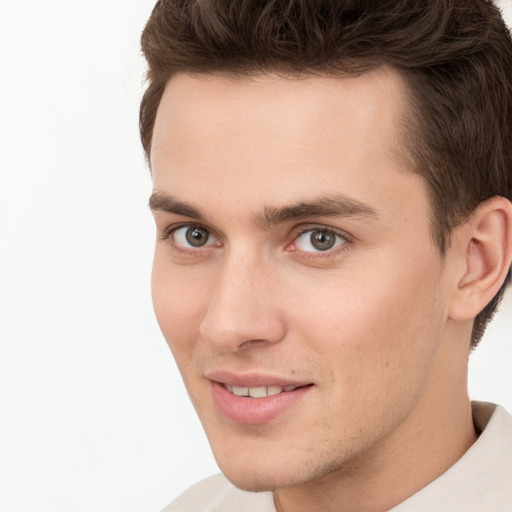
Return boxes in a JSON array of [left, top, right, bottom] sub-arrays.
[[391, 402, 512, 511]]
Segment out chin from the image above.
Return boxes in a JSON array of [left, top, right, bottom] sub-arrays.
[[208, 436, 299, 491], [214, 447, 335, 493], [224, 474, 279, 493], [214, 452, 280, 491], [220, 466, 298, 493]]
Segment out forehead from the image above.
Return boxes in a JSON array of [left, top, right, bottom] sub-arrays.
[[150, 69, 421, 221]]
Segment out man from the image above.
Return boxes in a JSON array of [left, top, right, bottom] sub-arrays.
[[141, 1, 512, 510]]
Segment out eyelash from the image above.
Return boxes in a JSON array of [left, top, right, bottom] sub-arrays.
[[290, 226, 351, 258], [159, 223, 352, 259], [159, 223, 220, 255]]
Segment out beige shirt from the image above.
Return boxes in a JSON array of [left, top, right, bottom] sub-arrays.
[[163, 402, 512, 511]]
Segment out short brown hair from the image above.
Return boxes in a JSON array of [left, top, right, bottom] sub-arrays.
[[140, 0, 512, 347]]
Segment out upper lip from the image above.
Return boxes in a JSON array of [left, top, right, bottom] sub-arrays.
[[205, 370, 313, 388]]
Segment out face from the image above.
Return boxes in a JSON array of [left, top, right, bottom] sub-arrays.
[[150, 70, 457, 492]]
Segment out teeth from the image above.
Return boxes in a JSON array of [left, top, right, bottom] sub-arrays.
[[249, 386, 267, 398], [226, 384, 301, 398], [232, 386, 249, 396], [267, 385, 284, 396]]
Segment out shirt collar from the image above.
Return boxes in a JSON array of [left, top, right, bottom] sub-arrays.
[[391, 402, 512, 511]]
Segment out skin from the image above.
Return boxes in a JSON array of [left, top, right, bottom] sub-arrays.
[[150, 69, 480, 512]]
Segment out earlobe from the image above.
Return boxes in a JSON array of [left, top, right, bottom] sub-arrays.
[[449, 197, 512, 321]]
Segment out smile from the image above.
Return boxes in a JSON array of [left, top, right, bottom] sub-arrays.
[[224, 383, 307, 398], [211, 379, 314, 424]]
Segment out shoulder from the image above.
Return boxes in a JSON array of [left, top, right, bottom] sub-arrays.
[[161, 473, 275, 512]]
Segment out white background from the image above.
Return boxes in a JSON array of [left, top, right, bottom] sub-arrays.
[[0, 1, 511, 511]]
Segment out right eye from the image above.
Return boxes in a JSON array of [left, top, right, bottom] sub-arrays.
[[171, 225, 219, 249]]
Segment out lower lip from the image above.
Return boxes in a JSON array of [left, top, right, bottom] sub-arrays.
[[211, 381, 312, 425]]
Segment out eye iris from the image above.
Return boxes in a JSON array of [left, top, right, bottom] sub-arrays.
[[310, 230, 336, 251], [185, 227, 209, 247]]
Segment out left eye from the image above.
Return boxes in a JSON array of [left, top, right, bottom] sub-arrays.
[[294, 229, 347, 252], [172, 225, 218, 248]]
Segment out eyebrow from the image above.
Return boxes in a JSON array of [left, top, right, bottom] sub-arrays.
[[149, 192, 378, 226], [149, 192, 204, 219], [254, 195, 379, 228]]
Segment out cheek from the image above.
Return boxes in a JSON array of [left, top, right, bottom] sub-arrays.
[[289, 253, 446, 386], [285, 267, 446, 449], [151, 255, 210, 358]]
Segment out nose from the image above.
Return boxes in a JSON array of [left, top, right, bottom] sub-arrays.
[[199, 252, 287, 352]]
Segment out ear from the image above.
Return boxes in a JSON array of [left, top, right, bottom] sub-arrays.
[[448, 196, 512, 322]]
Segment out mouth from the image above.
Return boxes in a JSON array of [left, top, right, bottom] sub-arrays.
[[208, 374, 314, 425], [223, 383, 312, 398]]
